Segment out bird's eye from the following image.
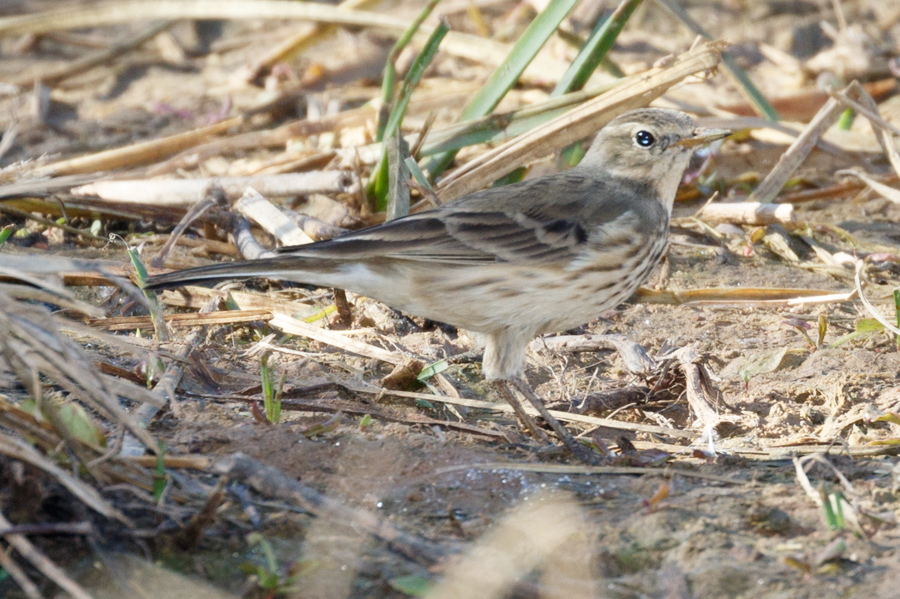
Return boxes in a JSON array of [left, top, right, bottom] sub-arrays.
[[635, 130, 655, 148]]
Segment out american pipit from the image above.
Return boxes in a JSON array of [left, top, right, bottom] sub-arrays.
[[145, 108, 729, 462]]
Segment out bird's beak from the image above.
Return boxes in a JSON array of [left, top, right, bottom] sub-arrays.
[[675, 128, 731, 148]]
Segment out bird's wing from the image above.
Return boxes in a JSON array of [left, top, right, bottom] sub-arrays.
[[277, 175, 645, 265]]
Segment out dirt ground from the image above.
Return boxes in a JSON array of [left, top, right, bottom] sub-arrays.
[[2, 1, 900, 598]]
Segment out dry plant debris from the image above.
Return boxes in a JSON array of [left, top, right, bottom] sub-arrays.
[[1, 1, 900, 598]]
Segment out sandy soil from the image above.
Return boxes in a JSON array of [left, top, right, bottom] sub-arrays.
[[2, 1, 900, 598]]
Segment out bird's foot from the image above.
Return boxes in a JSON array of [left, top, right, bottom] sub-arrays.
[[503, 378, 603, 466], [493, 380, 549, 443]]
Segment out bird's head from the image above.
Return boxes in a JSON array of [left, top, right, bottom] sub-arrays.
[[580, 108, 730, 214]]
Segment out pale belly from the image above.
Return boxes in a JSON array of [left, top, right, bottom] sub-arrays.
[[324, 231, 668, 339]]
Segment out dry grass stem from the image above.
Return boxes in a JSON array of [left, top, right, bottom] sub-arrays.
[[243, 0, 380, 82], [150, 194, 221, 269], [234, 188, 314, 245], [123, 454, 212, 470], [12, 20, 175, 88], [89, 308, 274, 331], [0, 1, 569, 85], [831, 86, 900, 179], [269, 312, 407, 365], [130, 296, 222, 429], [854, 259, 900, 335], [0, 279, 159, 451], [0, 0, 411, 36], [346, 384, 697, 439], [746, 82, 870, 204], [636, 286, 855, 306], [33, 116, 242, 176], [0, 173, 97, 199], [219, 391, 508, 440], [72, 172, 352, 206], [0, 546, 41, 599], [0, 432, 128, 524], [690, 201, 795, 225], [142, 234, 239, 257], [836, 168, 900, 204], [671, 346, 720, 430], [532, 333, 656, 374], [437, 41, 726, 201], [159, 287, 316, 314], [0, 508, 96, 599], [776, 174, 897, 204]]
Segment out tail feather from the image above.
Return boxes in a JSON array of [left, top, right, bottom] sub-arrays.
[[142, 256, 332, 291]]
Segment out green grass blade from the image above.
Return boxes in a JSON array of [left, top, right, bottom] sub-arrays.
[[260, 352, 281, 423], [376, 0, 441, 142], [458, 0, 579, 119], [654, 0, 778, 121], [370, 17, 449, 207], [554, 0, 642, 167], [826, 318, 883, 348], [384, 17, 448, 142], [128, 244, 169, 341], [492, 166, 527, 186], [224, 292, 240, 311], [0, 224, 14, 246], [419, 79, 620, 156], [127, 245, 150, 284], [389, 575, 433, 596], [821, 489, 838, 529], [838, 108, 855, 130], [417, 359, 448, 381], [553, 0, 642, 96], [385, 132, 411, 220], [830, 492, 846, 530], [424, 0, 580, 177], [405, 156, 434, 193], [422, 106, 565, 155], [273, 372, 285, 424], [557, 27, 625, 77]]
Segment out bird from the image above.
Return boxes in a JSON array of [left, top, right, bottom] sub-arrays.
[[144, 108, 730, 463]]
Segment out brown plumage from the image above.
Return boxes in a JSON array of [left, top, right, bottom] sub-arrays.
[[145, 108, 729, 462]]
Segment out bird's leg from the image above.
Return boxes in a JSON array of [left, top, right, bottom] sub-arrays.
[[332, 288, 353, 327], [492, 380, 548, 443], [509, 377, 602, 465]]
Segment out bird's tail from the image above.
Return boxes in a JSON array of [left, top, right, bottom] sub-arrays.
[[142, 255, 334, 291]]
